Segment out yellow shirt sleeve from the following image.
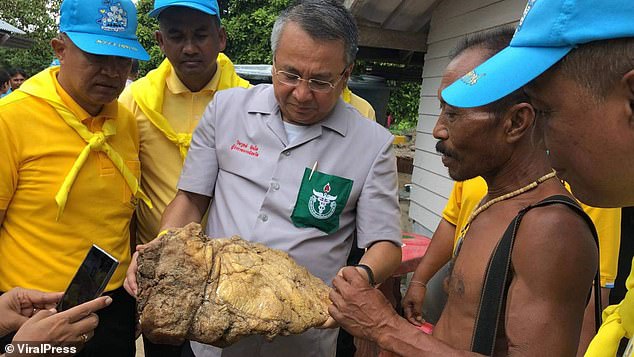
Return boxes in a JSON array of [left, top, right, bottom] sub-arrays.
[[0, 107, 19, 210], [444, 177, 487, 247], [348, 92, 376, 121], [580, 204, 621, 288], [342, 87, 376, 121], [442, 181, 463, 226]]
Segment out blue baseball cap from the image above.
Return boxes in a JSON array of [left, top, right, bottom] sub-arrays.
[[442, 0, 634, 108], [59, 0, 150, 61], [149, 0, 220, 19]]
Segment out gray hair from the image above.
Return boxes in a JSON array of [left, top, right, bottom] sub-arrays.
[[450, 26, 515, 60], [451, 27, 530, 121], [271, 0, 358, 65]]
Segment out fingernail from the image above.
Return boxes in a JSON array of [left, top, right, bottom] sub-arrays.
[[104, 296, 113, 305]]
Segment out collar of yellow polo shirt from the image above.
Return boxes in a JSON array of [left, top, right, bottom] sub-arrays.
[[3, 67, 151, 219], [131, 53, 250, 160], [342, 86, 376, 121]]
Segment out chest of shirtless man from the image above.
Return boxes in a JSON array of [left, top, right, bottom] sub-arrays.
[[434, 181, 597, 355]]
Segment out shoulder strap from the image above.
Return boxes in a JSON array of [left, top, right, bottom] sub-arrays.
[[471, 195, 601, 355]]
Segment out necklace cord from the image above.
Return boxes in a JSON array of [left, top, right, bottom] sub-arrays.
[[453, 171, 557, 256]]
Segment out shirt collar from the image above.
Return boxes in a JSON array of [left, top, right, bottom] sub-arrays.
[[248, 84, 349, 137], [166, 65, 221, 95], [53, 73, 118, 122], [319, 97, 349, 137]]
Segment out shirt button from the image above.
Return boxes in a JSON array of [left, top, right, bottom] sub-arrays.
[[259, 214, 269, 222], [271, 182, 280, 191], [283, 151, 291, 157]]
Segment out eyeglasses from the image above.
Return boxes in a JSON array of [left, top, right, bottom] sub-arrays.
[[272, 64, 347, 93]]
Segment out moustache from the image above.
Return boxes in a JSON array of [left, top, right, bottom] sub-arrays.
[[436, 141, 449, 156]]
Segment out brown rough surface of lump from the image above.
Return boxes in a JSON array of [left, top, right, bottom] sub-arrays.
[[136, 223, 331, 347]]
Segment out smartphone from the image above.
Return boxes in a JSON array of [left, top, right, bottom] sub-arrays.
[[57, 245, 119, 311]]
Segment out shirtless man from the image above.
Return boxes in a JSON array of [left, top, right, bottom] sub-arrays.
[[329, 28, 598, 356], [436, 1, 634, 354]]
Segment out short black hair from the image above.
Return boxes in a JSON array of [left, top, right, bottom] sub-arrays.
[[552, 37, 634, 102], [8, 68, 27, 78], [0, 69, 10, 86]]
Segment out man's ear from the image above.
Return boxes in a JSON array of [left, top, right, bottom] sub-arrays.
[[341, 63, 354, 88], [345, 63, 354, 80], [624, 69, 634, 126], [155, 30, 165, 53], [50, 36, 66, 65], [504, 102, 536, 144], [218, 26, 227, 52]]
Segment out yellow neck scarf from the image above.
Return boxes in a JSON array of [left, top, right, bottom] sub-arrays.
[[12, 67, 151, 220], [131, 53, 250, 160], [586, 261, 634, 356]]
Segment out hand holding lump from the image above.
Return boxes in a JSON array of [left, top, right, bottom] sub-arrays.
[[136, 223, 331, 347]]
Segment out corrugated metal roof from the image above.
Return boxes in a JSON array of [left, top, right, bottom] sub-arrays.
[[0, 18, 34, 48], [0, 19, 26, 34]]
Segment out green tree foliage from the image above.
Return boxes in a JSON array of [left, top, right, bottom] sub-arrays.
[[135, 0, 162, 77], [218, 0, 291, 64], [133, 0, 420, 132], [387, 81, 421, 133], [0, 0, 62, 76]]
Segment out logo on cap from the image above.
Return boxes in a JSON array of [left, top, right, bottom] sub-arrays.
[[516, 0, 536, 34], [98, 1, 128, 33], [460, 70, 486, 86]]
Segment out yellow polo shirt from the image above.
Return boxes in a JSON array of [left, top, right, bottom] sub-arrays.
[[442, 177, 621, 288], [343, 87, 376, 121], [0, 68, 139, 292], [119, 57, 250, 244]]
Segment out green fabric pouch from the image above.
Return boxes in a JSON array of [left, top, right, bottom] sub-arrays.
[[291, 168, 353, 234]]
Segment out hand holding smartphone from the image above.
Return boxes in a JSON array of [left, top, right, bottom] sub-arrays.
[[57, 245, 119, 312]]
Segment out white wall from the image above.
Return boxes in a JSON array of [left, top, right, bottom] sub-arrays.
[[409, 0, 526, 235]]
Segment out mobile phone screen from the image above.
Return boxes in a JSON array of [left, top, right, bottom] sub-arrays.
[[57, 245, 119, 311]]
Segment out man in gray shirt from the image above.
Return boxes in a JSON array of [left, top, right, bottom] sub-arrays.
[[125, 1, 402, 356]]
